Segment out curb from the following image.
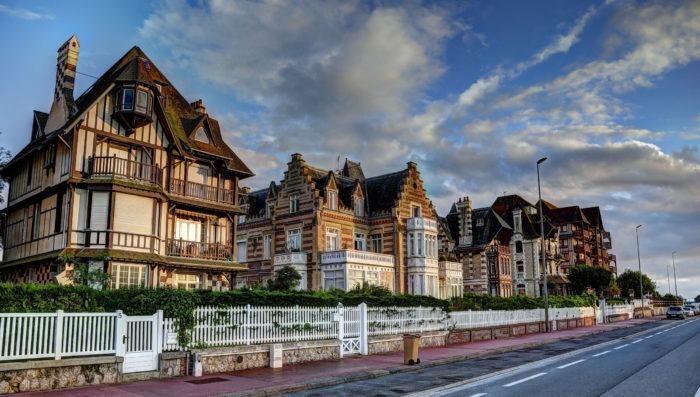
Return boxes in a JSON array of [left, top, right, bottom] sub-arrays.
[[221, 319, 662, 397]]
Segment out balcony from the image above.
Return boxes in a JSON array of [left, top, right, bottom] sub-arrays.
[[406, 217, 438, 232], [74, 230, 159, 253], [88, 156, 162, 185], [320, 249, 394, 267], [407, 257, 438, 269], [170, 179, 235, 205], [274, 252, 308, 267], [166, 239, 232, 261], [438, 260, 462, 278]]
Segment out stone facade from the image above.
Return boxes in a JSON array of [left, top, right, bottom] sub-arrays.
[[0, 357, 121, 395]]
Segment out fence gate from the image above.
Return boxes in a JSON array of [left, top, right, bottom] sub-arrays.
[[118, 311, 162, 373], [337, 304, 367, 357]]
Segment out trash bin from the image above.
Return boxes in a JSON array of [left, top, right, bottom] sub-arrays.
[[403, 334, 421, 365]]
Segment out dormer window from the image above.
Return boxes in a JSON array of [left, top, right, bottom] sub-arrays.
[[114, 84, 154, 131], [355, 198, 364, 217], [194, 127, 211, 144], [328, 191, 337, 210]]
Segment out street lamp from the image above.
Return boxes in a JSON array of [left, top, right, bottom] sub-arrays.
[[667, 265, 671, 295], [635, 224, 644, 318], [672, 251, 678, 298], [537, 157, 549, 332]]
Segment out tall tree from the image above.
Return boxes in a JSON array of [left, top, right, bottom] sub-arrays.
[[616, 269, 657, 299], [567, 264, 612, 296]]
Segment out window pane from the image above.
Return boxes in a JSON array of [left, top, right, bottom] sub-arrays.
[[122, 89, 134, 110], [136, 90, 149, 113]]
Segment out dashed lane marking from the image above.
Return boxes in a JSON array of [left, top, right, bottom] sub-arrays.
[[468, 394, 487, 397], [631, 339, 643, 344], [557, 359, 585, 369], [593, 350, 611, 357], [614, 344, 629, 350], [503, 373, 547, 387]]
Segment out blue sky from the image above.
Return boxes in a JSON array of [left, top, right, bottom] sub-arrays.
[[1, 0, 698, 298]]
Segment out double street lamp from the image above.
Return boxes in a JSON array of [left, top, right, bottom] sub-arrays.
[[537, 157, 549, 332], [636, 224, 644, 318]]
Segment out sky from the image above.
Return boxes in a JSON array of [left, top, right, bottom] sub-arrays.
[[0, 0, 698, 299]]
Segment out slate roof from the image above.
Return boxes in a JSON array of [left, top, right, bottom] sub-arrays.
[[342, 159, 365, 182], [491, 195, 543, 238], [363, 170, 406, 213], [582, 207, 603, 229]]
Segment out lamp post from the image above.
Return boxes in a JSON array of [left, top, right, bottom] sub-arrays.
[[667, 265, 671, 295], [537, 157, 549, 332], [635, 224, 644, 318], [672, 251, 678, 298]]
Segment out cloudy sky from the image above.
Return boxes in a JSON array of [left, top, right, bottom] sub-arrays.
[[1, 0, 698, 298]]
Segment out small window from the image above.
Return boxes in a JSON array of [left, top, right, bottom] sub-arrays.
[[370, 234, 382, 253], [194, 127, 210, 144], [263, 235, 272, 260], [122, 89, 134, 111], [110, 263, 147, 289], [266, 202, 274, 218], [412, 205, 421, 218], [236, 239, 247, 262], [136, 90, 149, 114], [287, 228, 301, 251], [328, 191, 337, 210], [289, 195, 298, 213], [355, 198, 364, 216], [515, 241, 523, 253], [354, 233, 366, 251], [175, 273, 200, 290], [238, 214, 246, 224], [326, 228, 340, 251]]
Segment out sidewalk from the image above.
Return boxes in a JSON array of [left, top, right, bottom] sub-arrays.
[[21, 317, 660, 397]]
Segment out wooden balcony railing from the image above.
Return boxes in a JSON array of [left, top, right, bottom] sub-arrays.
[[170, 179, 235, 205], [166, 239, 233, 261], [74, 230, 159, 253], [88, 156, 162, 185]]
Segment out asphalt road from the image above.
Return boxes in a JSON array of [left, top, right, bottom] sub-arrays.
[[411, 317, 700, 397], [281, 319, 694, 397]]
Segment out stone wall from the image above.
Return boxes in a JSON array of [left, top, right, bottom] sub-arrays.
[[446, 317, 595, 346], [0, 357, 121, 395], [194, 340, 340, 374]]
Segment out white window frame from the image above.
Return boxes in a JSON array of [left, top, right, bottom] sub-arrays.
[[236, 239, 247, 262], [411, 205, 421, 218], [354, 232, 366, 251], [328, 191, 337, 210], [355, 198, 364, 216], [326, 228, 340, 251], [110, 263, 147, 289], [370, 233, 382, 253], [263, 234, 272, 260], [289, 195, 298, 213], [287, 228, 301, 251], [175, 273, 201, 290]]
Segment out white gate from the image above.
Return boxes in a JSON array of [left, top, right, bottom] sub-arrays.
[[117, 311, 162, 373], [337, 303, 367, 357]]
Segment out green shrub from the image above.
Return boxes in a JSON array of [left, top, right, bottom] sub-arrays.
[[0, 283, 103, 313]]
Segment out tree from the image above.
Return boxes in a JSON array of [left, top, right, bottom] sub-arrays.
[[616, 269, 656, 299], [567, 264, 612, 296], [695, 294, 700, 303], [267, 265, 302, 291]]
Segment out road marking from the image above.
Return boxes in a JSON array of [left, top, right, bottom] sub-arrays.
[[645, 335, 654, 339], [695, 385, 700, 397], [631, 339, 643, 344], [468, 394, 488, 397], [614, 344, 629, 350], [503, 373, 547, 387], [593, 350, 611, 357], [557, 359, 585, 369]]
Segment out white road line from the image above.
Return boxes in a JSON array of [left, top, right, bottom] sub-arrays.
[[645, 335, 654, 339], [468, 394, 488, 397], [593, 350, 611, 357], [695, 385, 700, 397], [631, 339, 643, 344], [614, 344, 629, 350], [557, 359, 585, 369], [503, 373, 548, 387]]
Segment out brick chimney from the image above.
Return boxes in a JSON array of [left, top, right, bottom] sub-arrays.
[[45, 35, 80, 133], [191, 99, 206, 114], [455, 196, 473, 246]]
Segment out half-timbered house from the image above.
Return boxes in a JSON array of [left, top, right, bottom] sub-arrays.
[[0, 36, 253, 289]]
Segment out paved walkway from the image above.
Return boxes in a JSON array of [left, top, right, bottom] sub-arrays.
[[21, 317, 660, 397]]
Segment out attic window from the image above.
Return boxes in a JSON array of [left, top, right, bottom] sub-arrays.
[[194, 127, 210, 144], [114, 85, 154, 130]]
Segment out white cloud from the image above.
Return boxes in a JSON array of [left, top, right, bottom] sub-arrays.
[[0, 4, 53, 20]]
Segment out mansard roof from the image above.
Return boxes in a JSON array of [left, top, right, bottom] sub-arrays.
[[342, 159, 365, 182], [545, 205, 590, 226], [582, 207, 603, 229]]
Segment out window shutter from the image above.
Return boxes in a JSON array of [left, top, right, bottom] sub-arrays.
[[113, 193, 153, 235], [90, 191, 109, 230]]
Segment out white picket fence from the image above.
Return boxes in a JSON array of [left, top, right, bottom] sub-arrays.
[[1, 304, 602, 361], [0, 311, 117, 361], [187, 305, 339, 347]]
